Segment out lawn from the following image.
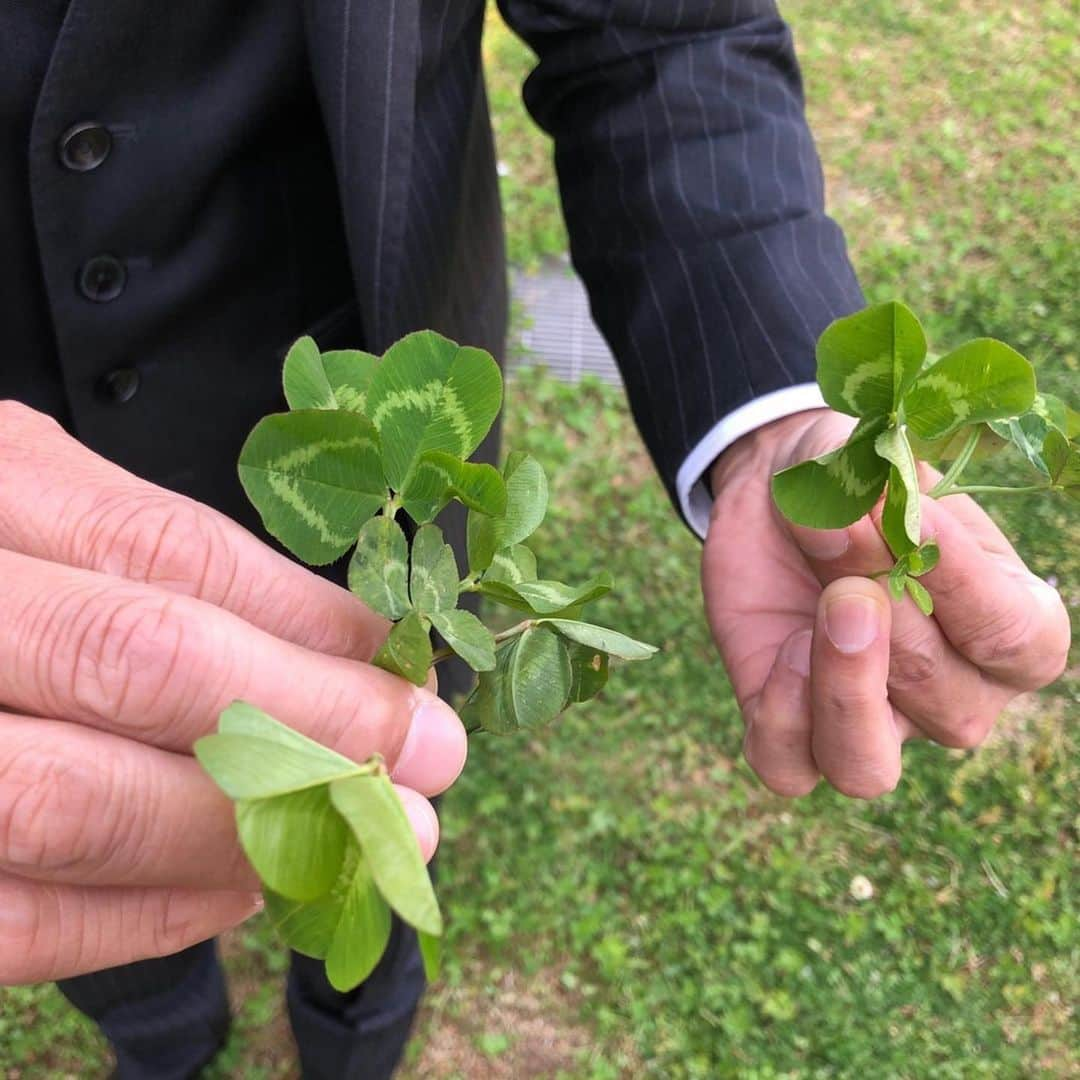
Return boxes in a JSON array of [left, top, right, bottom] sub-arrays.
[[2, 2, 1076, 1077]]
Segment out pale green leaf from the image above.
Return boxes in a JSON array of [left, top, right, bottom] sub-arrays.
[[409, 524, 459, 614], [771, 420, 889, 530], [196, 704, 364, 799], [325, 853, 394, 992], [372, 612, 433, 686], [236, 786, 348, 901], [905, 576, 934, 615], [429, 609, 496, 672], [874, 427, 922, 553], [418, 930, 443, 981], [904, 339, 1036, 440], [541, 619, 658, 661], [485, 544, 538, 586], [888, 565, 907, 603], [238, 410, 386, 565], [816, 301, 927, 418], [348, 515, 411, 619], [329, 773, 443, 936], [907, 540, 940, 577], [366, 331, 502, 492], [264, 842, 392, 991]]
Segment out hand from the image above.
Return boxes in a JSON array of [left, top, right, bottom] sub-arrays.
[[703, 408, 1070, 799], [0, 402, 466, 984]]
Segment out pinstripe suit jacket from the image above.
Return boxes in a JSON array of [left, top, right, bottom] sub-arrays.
[[14, 0, 863, 535]]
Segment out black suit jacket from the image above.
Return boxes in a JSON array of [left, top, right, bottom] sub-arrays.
[[10, 0, 862, 534]]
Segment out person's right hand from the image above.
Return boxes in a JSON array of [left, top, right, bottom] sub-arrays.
[[0, 401, 467, 985]]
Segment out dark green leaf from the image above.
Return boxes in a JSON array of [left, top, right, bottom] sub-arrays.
[[428, 609, 496, 672], [816, 301, 927, 418], [478, 574, 614, 617], [466, 511, 497, 575], [329, 773, 443, 936], [458, 640, 517, 735], [366, 331, 502, 492], [507, 627, 572, 729], [283, 337, 335, 410], [372, 612, 433, 686], [235, 786, 348, 901], [771, 420, 890, 530], [238, 410, 386, 565], [400, 452, 507, 525], [409, 524, 459, 615], [565, 641, 609, 703], [497, 454, 548, 547], [348, 515, 411, 619], [904, 339, 1036, 440], [541, 619, 658, 661]]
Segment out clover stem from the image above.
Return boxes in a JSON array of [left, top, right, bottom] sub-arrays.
[[928, 427, 982, 498], [936, 483, 1047, 497]]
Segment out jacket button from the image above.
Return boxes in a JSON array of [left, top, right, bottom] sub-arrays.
[[98, 367, 141, 404], [78, 254, 126, 302], [58, 122, 112, 172]]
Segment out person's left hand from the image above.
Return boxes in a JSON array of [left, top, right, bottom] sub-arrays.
[[703, 408, 1071, 799]]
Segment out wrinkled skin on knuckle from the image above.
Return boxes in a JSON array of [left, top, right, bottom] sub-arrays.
[[887, 632, 943, 689], [958, 606, 1050, 686], [82, 493, 241, 605], [66, 591, 202, 737], [934, 710, 994, 751], [0, 744, 102, 875]]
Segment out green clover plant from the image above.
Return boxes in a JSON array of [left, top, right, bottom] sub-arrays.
[[772, 301, 1079, 613], [195, 332, 656, 991]]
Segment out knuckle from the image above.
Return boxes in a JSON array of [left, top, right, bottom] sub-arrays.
[[936, 711, 993, 750], [84, 493, 240, 604], [957, 606, 1045, 679], [65, 590, 198, 735], [831, 763, 900, 801], [0, 398, 61, 439], [819, 684, 879, 728], [887, 633, 942, 689], [0, 745, 99, 874]]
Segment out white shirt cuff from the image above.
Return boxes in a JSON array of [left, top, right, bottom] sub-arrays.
[[676, 383, 828, 539]]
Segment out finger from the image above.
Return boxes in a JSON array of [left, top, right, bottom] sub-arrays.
[[0, 712, 442, 888], [0, 401, 387, 661], [394, 785, 440, 863], [0, 871, 260, 985], [810, 579, 902, 799], [0, 549, 467, 796], [918, 498, 1070, 690], [788, 513, 1014, 748], [743, 630, 820, 797]]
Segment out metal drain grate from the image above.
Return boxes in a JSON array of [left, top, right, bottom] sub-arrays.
[[511, 258, 622, 386]]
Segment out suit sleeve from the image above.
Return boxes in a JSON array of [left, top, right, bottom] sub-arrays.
[[496, 0, 865, 534]]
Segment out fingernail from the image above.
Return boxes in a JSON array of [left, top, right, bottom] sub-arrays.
[[393, 695, 467, 789], [825, 595, 880, 654], [793, 525, 850, 561], [783, 630, 813, 677], [1028, 575, 1063, 614]]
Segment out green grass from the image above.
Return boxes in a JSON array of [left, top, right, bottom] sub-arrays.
[[2, 2, 1076, 1077]]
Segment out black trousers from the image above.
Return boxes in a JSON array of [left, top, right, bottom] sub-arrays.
[[58, 917, 425, 1080]]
